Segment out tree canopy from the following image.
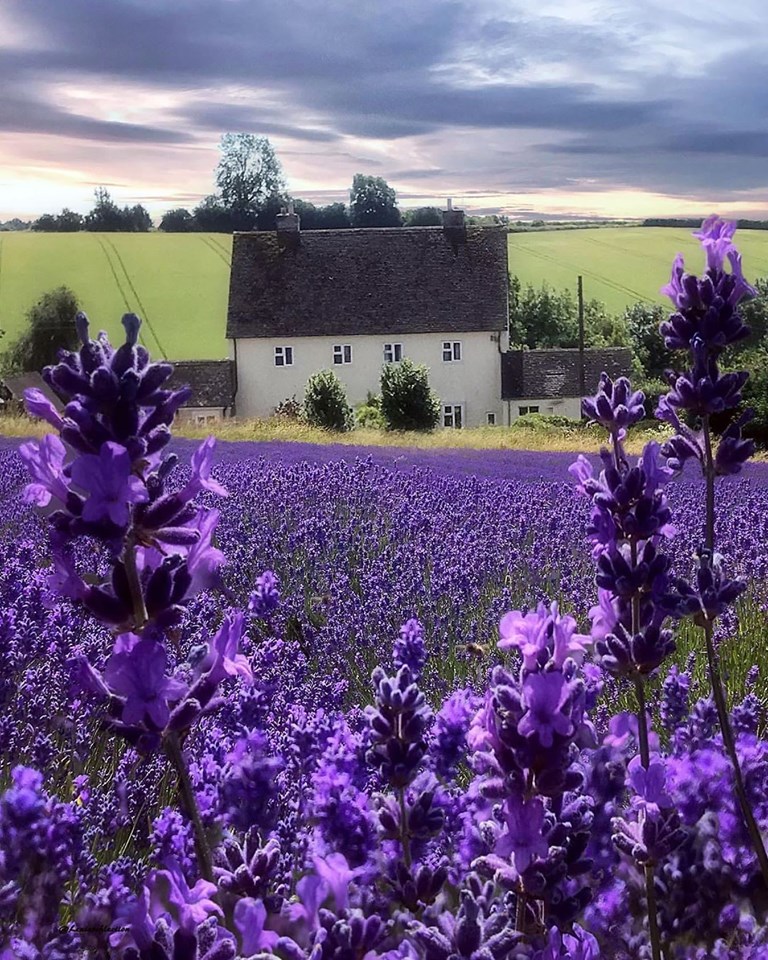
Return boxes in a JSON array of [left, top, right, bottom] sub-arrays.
[[1, 287, 80, 374], [349, 174, 401, 228], [403, 206, 442, 227], [215, 134, 286, 229]]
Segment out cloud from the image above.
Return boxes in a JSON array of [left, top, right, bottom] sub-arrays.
[[2, 0, 768, 216], [0, 89, 194, 144]]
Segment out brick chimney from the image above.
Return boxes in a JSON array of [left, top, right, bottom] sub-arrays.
[[442, 197, 466, 249], [276, 200, 300, 248]]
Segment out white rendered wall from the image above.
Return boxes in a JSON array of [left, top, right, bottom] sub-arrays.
[[231, 331, 504, 428]]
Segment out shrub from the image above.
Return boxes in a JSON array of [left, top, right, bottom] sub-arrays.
[[511, 412, 582, 432], [302, 370, 354, 432], [1, 286, 79, 374], [273, 396, 302, 420], [355, 392, 385, 429], [380, 358, 440, 431]]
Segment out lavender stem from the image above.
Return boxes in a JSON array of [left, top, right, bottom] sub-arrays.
[[700, 418, 768, 888], [164, 731, 214, 883]]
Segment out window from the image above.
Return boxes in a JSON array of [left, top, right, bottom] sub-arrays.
[[442, 341, 462, 362], [486, 412, 497, 426], [195, 413, 218, 426], [383, 342, 403, 363], [518, 405, 540, 416], [275, 346, 294, 366], [443, 404, 464, 429], [333, 344, 352, 365]]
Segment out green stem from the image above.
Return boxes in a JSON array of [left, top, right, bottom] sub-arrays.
[[124, 537, 215, 883], [124, 538, 148, 631], [164, 732, 214, 883], [515, 885, 527, 935], [634, 678, 663, 960], [628, 518, 663, 960], [701, 417, 768, 889], [398, 787, 412, 870]]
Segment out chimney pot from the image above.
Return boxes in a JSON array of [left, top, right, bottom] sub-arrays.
[[442, 200, 465, 233], [276, 203, 301, 247]]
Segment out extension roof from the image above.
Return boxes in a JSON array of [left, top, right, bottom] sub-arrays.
[[226, 226, 508, 339], [501, 348, 633, 400], [1, 372, 65, 411], [167, 360, 235, 409]]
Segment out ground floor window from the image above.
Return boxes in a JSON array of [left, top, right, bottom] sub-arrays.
[[486, 412, 497, 425], [275, 346, 294, 366], [443, 404, 464, 429], [518, 405, 539, 416], [194, 413, 219, 425]]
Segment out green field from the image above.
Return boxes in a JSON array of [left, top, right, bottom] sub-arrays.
[[0, 232, 233, 360], [508, 226, 768, 315], [3, 226, 768, 361]]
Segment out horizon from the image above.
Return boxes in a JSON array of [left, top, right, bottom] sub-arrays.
[[3, 0, 768, 224]]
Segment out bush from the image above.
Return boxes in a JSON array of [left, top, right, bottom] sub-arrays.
[[355, 393, 385, 429], [1, 287, 79, 374], [511, 413, 582, 433], [740, 346, 768, 446], [380, 358, 440, 431], [302, 370, 354, 432], [273, 396, 302, 420]]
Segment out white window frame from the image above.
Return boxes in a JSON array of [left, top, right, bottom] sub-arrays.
[[518, 405, 540, 416], [486, 412, 497, 426], [383, 342, 403, 363], [442, 340, 462, 362], [443, 403, 464, 429], [333, 344, 353, 365], [275, 345, 294, 367]]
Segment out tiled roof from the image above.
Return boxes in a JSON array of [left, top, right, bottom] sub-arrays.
[[226, 225, 508, 339], [167, 360, 235, 409], [501, 348, 633, 400], [1, 372, 65, 411]]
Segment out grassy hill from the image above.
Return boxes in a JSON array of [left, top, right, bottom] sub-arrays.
[[507, 226, 768, 314], [3, 226, 768, 361], [0, 232, 233, 360]]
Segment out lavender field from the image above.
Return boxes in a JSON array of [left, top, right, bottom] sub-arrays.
[[4, 218, 768, 960]]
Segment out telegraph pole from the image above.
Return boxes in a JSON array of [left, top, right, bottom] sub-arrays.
[[577, 275, 585, 401]]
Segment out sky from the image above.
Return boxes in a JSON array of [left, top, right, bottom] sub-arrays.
[[2, 0, 768, 222]]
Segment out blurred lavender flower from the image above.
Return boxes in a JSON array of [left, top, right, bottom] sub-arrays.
[[248, 570, 281, 619]]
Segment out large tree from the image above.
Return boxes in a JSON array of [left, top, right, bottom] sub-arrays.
[[85, 188, 125, 232], [403, 206, 442, 226], [159, 208, 196, 233], [349, 174, 401, 228], [1, 287, 79, 374], [215, 133, 286, 229]]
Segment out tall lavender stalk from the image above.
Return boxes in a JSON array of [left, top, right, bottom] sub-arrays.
[[19, 312, 254, 883], [657, 215, 768, 887], [572, 377, 681, 960]]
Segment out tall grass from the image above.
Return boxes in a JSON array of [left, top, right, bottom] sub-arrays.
[[0, 413, 681, 455]]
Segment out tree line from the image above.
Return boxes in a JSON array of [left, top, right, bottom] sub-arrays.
[[642, 218, 768, 230], [30, 133, 455, 234], [32, 187, 153, 233], [509, 274, 768, 443]]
